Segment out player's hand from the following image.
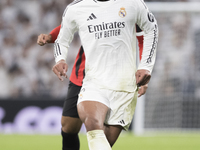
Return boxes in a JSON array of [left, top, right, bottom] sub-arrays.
[[52, 59, 68, 81], [138, 84, 148, 97], [37, 34, 52, 46], [135, 69, 151, 87]]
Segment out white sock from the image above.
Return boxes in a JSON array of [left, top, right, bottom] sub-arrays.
[[87, 130, 112, 150]]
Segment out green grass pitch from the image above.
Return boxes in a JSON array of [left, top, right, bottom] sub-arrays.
[[1, 132, 200, 150]]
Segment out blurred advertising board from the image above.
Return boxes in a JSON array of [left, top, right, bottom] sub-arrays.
[[0, 99, 86, 134]]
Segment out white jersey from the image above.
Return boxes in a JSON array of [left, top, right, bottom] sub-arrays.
[[54, 0, 158, 92]]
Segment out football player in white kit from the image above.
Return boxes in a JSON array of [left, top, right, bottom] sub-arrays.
[[53, 0, 158, 149]]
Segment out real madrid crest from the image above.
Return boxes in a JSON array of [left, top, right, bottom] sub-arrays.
[[119, 7, 126, 18]]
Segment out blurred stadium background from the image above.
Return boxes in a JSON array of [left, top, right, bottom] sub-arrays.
[[0, 0, 200, 149]]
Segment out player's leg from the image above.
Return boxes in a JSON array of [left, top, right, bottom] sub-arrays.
[[61, 116, 82, 133], [78, 101, 112, 150], [104, 124, 123, 147], [78, 101, 108, 131], [61, 81, 82, 150], [103, 89, 138, 147], [61, 116, 82, 150]]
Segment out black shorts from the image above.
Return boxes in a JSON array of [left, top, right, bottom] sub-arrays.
[[62, 81, 82, 118]]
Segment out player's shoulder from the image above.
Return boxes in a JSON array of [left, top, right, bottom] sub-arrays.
[[125, 0, 146, 9], [67, 0, 86, 9], [136, 0, 148, 8], [63, 0, 86, 17], [130, 0, 146, 6]]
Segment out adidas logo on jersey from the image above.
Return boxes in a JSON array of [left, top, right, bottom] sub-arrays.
[[87, 13, 97, 21]]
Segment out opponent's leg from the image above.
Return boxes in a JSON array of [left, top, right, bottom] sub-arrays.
[[61, 116, 82, 150], [78, 101, 111, 150], [61, 116, 82, 133], [61, 81, 82, 150]]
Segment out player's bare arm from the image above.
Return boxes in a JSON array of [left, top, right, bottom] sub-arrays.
[[37, 34, 52, 46], [135, 69, 151, 87], [52, 59, 68, 81], [138, 84, 148, 97]]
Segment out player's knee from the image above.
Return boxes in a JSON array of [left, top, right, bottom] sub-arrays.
[[61, 122, 80, 133], [61, 117, 82, 133], [84, 117, 103, 131]]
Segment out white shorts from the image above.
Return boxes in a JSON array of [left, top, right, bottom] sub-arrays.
[[77, 81, 138, 130]]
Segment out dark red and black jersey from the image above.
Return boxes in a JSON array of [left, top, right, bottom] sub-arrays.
[[136, 24, 144, 60], [50, 25, 85, 86], [69, 46, 85, 86], [50, 25, 143, 86], [49, 25, 61, 43]]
